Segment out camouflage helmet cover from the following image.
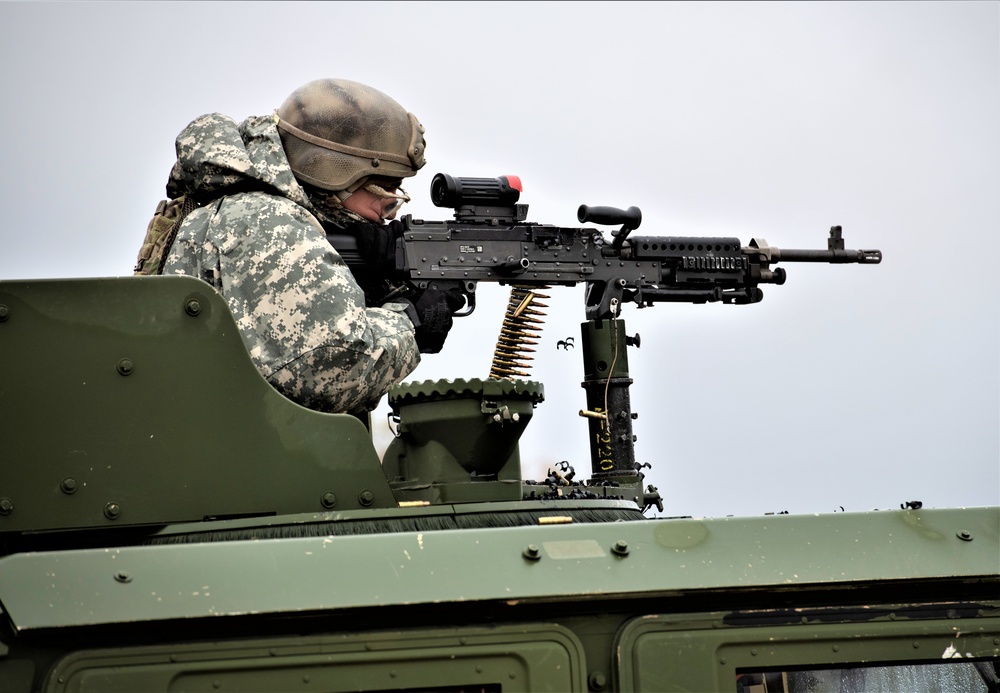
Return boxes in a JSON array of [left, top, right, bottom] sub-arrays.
[[275, 79, 426, 191]]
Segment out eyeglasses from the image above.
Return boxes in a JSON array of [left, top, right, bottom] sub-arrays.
[[364, 181, 411, 218]]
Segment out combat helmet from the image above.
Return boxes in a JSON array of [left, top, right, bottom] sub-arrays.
[[275, 79, 426, 192]]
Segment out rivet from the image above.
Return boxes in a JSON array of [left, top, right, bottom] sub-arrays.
[[114, 571, 131, 583], [371, 158, 380, 167], [185, 299, 202, 316], [523, 544, 541, 561], [913, 641, 920, 649], [358, 490, 374, 507], [0, 304, 9, 322], [612, 540, 630, 557], [104, 502, 121, 520], [61, 477, 77, 494], [117, 358, 134, 376], [750, 648, 758, 656], [321, 492, 337, 509], [0, 498, 13, 515], [957, 530, 973, 541], [588, 671, 607, 691]]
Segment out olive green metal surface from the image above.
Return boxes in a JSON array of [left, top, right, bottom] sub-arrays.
[[0, 506, 995, 631], [43, 624, 587, 692], [616, 611, 1000, 692], [0, 277, 394, 532]]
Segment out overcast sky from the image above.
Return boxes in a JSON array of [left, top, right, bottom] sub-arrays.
[[1, 2, 996, 519]]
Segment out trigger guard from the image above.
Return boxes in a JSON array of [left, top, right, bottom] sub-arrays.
[[454, 291, 475, 317]]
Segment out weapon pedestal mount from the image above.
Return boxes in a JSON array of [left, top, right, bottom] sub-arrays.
[[382, 378, 544, 505]]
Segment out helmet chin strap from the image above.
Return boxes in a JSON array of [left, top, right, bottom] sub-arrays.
[[333, 177, 370, 205], [363, 183, 410, 219]]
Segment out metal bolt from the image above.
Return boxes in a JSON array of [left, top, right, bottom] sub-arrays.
[[612, 540, 630, 557], [61, 477, 77, 494], [588, 671, 608, 691], [523, 544, 541, 561], [185, 299, 202, 316], [104, 502, 121, 520], [358, 490, 374, 507], [114, 571, 131, 583], [0, 498, 13, 515], [957, 530, 973, 541], [0, 304, 9, 322], [117, 358, 134, 376], [321, 492, 337, 509]]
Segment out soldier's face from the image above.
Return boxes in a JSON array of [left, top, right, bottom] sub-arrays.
[[341, 187, 395, 222], [342, 179, 407, 221]]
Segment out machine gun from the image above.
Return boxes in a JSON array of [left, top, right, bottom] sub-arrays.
[[327, 174, 882, 485], [327, 173, 881, 321]]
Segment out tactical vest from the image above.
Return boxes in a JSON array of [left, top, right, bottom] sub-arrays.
[[133, 195, 202, 276], [134, 183, 280, 275]]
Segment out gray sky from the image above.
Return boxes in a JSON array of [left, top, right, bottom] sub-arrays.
[[1, 2, 997, 518]]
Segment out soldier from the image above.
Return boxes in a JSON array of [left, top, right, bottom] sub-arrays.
[[146, 79, 462, 415]]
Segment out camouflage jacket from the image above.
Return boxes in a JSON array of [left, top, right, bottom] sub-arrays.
[[162, 113, 419, 414]]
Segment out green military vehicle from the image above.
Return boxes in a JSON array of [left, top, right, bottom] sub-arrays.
[[1, 176, 997, 692]]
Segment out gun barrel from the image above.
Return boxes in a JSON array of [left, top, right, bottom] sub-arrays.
[[772, 248, 882, 264]]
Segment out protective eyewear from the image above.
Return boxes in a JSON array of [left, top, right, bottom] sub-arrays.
[[364, 182, 411, 218]]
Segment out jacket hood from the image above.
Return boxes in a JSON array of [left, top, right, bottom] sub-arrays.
[[165, 113, 311, 210]]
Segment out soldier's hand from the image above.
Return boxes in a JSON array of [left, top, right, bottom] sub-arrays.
[[404, 287, 466, 354], [354, 219, 404, 272]]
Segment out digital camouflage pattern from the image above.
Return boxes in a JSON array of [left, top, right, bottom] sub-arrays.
[[161, 113, 419, 414]]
